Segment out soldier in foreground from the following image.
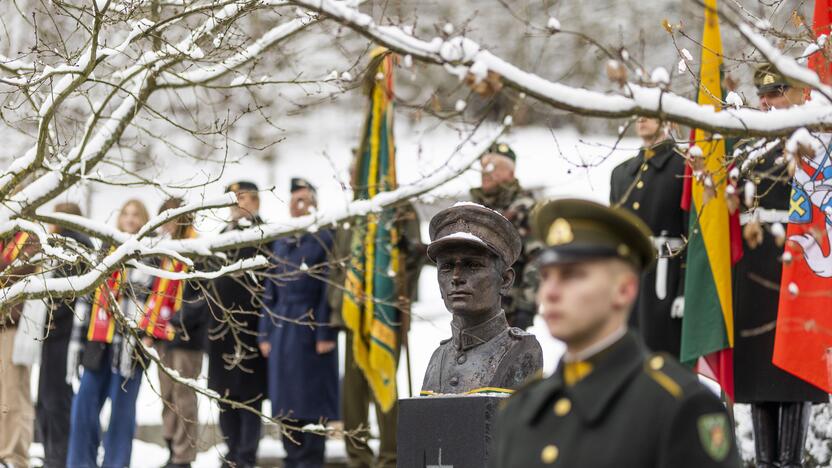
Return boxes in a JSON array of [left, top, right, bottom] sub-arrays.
[[490, 199, 739, 468]]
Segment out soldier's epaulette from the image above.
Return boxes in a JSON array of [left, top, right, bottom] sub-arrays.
[[672, 146, 687, 157], [643, 353, 684, 400], [508, 327, 532, 339], [439, 337, 452, 345]]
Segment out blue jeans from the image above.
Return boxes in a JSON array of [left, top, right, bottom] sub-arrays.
[[66, 348, 142, 468]]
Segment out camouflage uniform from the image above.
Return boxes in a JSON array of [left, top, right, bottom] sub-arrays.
[[470, 179, 541, 329]]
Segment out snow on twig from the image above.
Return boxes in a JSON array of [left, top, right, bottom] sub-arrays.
[[290, 0, 832, 137]]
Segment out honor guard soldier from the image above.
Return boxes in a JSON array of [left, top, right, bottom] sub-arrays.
[[490, 199, 739, 468], [730, 64, 826, 468], [610, 117, 687, 357]]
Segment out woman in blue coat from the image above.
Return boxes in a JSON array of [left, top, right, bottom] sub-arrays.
[[259, 178, 338, 468]]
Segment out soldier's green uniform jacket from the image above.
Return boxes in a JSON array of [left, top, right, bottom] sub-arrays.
[[490, 331, 740, 468], [470, 179, 541, 329]]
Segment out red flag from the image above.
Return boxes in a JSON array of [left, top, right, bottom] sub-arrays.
[[773, 151, 832, 392], [810, 0, 832, 84], [772, 0, 832, 392]]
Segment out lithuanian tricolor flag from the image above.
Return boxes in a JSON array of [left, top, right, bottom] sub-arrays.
[[342, 48, 401, 412], [680, 0, 738, 400]]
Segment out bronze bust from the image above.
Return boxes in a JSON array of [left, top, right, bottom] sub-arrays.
[[421, 203, 543, 394]]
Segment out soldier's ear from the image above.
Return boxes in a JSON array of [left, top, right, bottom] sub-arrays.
[[500, 267, 515, 294]]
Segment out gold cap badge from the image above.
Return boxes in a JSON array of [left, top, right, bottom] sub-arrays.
[[762, 74, 775, 85], [547, 218, 574, 246], [498, 143, 509, 153]]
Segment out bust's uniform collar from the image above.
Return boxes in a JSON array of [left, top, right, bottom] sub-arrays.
[[451, 311, 508, 351]]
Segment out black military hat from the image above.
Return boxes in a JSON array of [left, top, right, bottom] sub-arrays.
[[483, 142, 517, 163], [225, 180, 258, 193], [428, 202, 522, 266], [290, 177, 316, 193], [753, 63, 797, 95], [530, 198, 656, 271]]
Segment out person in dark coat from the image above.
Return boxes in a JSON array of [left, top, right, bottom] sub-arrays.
[[490, 199, 739, 468], [610, 118, 687, 357], [207, 181, 268, 468], [36, 203, 93, 468], [731, 65, 827, 468], [258, 178, 337, 468]]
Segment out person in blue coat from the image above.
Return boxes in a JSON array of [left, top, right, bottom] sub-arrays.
[[259, 178, 338, 468]]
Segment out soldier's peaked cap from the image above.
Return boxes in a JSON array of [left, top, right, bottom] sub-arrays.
[[483, 142, 517, 162], [531, 198, 656, 271], [428, 202, 522, 266], [291, 177, 316, 193], [225, 180, 258, 193], [753, 63, 802, 95]]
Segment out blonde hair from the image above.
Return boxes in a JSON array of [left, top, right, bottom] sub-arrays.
[[117, 199, 150, 232]]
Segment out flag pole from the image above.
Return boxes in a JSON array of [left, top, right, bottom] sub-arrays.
[[405, 334, 413, 398]]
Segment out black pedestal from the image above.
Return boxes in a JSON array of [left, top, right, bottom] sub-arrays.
[[397, 394, 507, 468]]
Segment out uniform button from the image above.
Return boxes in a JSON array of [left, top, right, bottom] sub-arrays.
[[641, 164, 649, 172], [457, 354, 467, 364], [649, 355, 665, 370], [554, 398, 571, 416], [632, 201, 640, 210], [449, 376, 459, 386], [636, 180, 644, 189], [541, 444, 559, 464]]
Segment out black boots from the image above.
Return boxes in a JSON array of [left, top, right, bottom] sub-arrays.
[[751, 403, 779, 468], [779, 402, 812, 468], [751, 402, 812, 468]]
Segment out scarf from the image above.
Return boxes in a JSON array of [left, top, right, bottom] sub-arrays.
[[138, 257, 187, 340], [86, 267, 124, 344], [1, 231, 30, 263]]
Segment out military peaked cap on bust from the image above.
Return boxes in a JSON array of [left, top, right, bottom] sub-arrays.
[[483, 142, 517, 163], [530, 198, 656, 271], [428, 202, 522, 266], [291, 177, 316, 193], [225, 180, 259, 193], [753, 63, 801, 95]]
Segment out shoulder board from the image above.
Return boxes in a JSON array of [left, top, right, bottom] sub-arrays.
[[508, 327, 533, 339], [643, 353, 684, 400], [439, 337, 452, 345]]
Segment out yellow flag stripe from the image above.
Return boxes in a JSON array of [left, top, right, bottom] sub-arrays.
[[691, 0, 734, 345]]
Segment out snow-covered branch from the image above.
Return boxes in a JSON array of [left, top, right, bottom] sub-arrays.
[[289, 0, 832, 137], [158, 13, 319, 87], [0, 124, 504, 308]]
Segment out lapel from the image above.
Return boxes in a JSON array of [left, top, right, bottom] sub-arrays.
[[568, 332, 645, 424], [626, 140, 678, 176], [646, 140, 677, 171], [520, 332, 646, 426], [625, 151, 643, 177]]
